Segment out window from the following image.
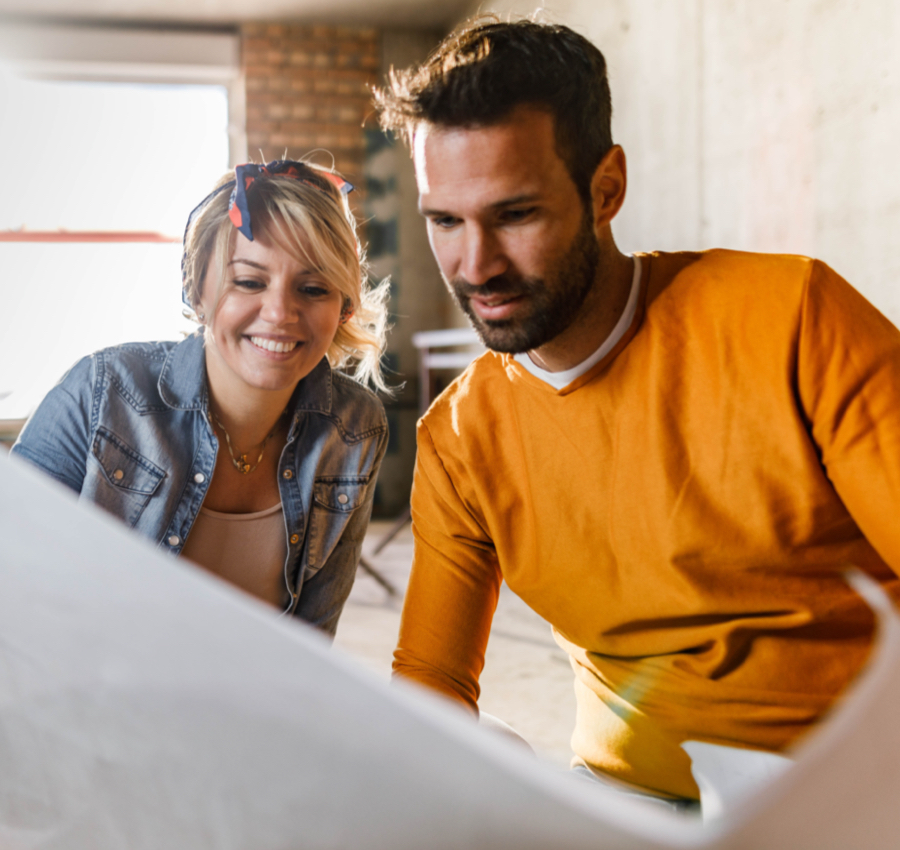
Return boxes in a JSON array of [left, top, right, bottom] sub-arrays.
[[0, 26, 241, 426]]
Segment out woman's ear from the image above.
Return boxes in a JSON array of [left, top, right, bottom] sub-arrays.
[[589, 145, 627, 234]]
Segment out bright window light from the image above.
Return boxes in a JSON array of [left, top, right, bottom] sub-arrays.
[[0, 74, 229, 420]]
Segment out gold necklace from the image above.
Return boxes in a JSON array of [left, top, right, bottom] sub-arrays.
[[211, 411, 282, 476]]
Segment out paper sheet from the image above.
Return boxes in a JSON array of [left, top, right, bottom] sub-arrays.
[[1, 450, 899, 849]]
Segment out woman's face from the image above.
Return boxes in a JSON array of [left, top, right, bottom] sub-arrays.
[[199, 226, 344, 400]]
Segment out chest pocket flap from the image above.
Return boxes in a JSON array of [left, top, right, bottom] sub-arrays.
[[92, 428, 165, 495], [312, 478, 367, 513]]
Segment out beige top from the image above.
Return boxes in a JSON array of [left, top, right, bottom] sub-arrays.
[[181, 502, 287, 608]]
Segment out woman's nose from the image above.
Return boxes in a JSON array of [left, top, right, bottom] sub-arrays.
[[259, 284, 297, 324]]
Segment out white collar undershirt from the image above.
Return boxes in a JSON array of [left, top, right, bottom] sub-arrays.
[[513, 254, 642, 390]]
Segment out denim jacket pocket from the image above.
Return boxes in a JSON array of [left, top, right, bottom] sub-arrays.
[[90, 428, 165, 527], [305, 477, 369, 577]]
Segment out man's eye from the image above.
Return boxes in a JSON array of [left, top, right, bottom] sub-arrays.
[[500, 207, 535, 223], [430, 215, 460, 229]]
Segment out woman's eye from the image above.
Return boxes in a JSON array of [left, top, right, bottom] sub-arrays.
[[233, 278, 264, 291], [300, 283, 331, 298]]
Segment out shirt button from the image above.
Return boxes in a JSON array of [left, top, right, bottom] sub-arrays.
[[168, 535, 181, 547], [282, 469, 293, 479], [337, 493, 349, 505], [290, 533, 300, 545], [194, 472, 206, 483], [113, 469, 124, 481]]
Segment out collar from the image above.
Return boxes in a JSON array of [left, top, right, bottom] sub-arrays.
[[158, 331, 334, 416], [158, 333, 208, 411], [502, 252, 650, 396], [289, 357, 333, 415], [513, 255, 642, 389]]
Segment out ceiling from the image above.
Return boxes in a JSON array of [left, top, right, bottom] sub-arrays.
[[0, 0, 471, 30]]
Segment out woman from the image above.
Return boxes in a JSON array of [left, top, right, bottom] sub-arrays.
[[12, 159, 390, 635]]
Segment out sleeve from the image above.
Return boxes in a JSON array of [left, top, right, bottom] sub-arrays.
[[797, 260, 900, 572], [392, 418, 502, 713], [9, 354, 96, 494], [294, 423, 389, 638]]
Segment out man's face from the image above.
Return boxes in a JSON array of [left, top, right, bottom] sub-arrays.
[[414, 106, 599, 354]]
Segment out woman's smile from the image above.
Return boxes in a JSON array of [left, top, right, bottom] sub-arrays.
[[247, 335, 302, 354], [199, 228, 343, 402]]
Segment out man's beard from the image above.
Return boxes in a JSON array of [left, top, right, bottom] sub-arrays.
[[448, 212, 600, 354]]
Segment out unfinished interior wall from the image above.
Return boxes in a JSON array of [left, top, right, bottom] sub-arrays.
[[456, 0, 900, 324]]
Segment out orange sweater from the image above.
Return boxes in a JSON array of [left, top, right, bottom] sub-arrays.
[[395, 250, 900, 799]]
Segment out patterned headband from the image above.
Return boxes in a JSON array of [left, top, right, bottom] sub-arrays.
[[181, 159, 354, 306], [228, 160, 354, 242]]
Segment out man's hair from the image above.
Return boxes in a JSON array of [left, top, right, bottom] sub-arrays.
[[374, 16, 613, 204]]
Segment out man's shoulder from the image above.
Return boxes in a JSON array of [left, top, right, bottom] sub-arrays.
[[642, 249, 830, 320], [420, 350, 510, 430], [644, 248, 820, 286]]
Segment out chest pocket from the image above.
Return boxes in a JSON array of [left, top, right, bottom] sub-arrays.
[[305, 477, 368, 577], [90, 428, 165, 528]]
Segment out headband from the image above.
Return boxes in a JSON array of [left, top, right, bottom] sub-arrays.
[[228, 160, 354, 242], [181, 159, 354, 306]]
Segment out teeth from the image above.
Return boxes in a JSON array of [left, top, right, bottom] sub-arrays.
[[250, 337, 299, 353]]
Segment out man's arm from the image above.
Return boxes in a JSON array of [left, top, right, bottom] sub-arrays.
[[393, 419, 502, 712], [798, 260, 900, 572]]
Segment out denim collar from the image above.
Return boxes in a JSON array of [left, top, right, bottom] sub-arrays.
[[157, 331, 334, 415]]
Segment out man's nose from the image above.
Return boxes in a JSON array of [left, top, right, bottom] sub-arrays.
[[459, 227, 508, 286]]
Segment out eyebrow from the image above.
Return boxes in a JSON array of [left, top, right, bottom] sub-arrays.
[[419, 192, 542, 218], [228, 257, 326, 276], [228, 258, 267, 270]]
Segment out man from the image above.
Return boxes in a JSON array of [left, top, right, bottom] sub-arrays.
[[374, 17, 900, 806]]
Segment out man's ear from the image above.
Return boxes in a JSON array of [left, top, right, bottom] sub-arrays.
[[589, 145, 627, 232]]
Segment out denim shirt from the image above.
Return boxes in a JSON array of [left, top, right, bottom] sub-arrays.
[[11, 333, 388, 635]]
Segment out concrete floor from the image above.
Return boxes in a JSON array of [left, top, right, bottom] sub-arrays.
[[334, 519, 577, 768]]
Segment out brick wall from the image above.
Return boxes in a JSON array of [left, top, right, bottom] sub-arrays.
[[241, 23, 380, 194]]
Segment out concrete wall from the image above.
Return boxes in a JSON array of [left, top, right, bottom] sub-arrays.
[[457, 0, 900, 323]]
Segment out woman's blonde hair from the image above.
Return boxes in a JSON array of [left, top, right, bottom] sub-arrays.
[[182, 162, 391, 392]]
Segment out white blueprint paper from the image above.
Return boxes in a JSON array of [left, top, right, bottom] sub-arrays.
[[1, 449, 899, 849]]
